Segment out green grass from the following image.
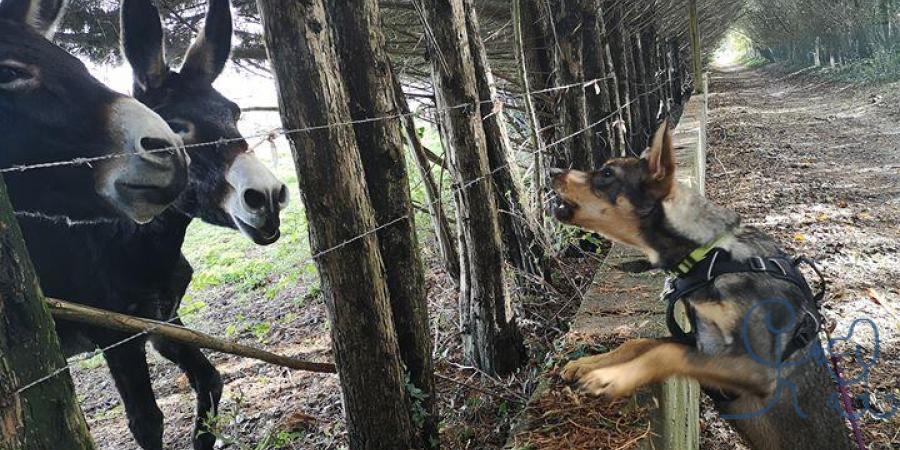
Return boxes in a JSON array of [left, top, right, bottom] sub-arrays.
[[179, 151, 316, 318]]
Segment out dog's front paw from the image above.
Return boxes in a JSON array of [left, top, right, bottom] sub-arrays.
[[561, 356, 602, 382], [577, 366, 637, 398]]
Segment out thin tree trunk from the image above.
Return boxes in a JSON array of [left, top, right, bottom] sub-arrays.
[[551, 0, 593, 170], [255, 1, 414, 447], [421, 0, 526, 376], [582, 0, 613, 166], [629, 31, 650, 151], [0, 175, 95, 450], [604, 0, 632, 154], [463, 0, 549, 288], [512, 0, 549, 226], [393, 77, 460, 283], [325, 1, 438, 447]]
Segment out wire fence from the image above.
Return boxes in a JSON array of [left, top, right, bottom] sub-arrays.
[[5, 76, 670, 399]]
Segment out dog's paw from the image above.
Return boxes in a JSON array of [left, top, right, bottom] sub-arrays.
[[577, 366, 637, 398], [560, 357, 601, 382]]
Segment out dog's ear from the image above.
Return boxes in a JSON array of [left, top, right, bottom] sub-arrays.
[[642, 120, 675, 196]]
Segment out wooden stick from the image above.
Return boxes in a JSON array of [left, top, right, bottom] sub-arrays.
[[46, 298, 337, 374]]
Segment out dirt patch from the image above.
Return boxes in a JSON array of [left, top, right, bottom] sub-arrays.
[[703, 64, 900, 449]]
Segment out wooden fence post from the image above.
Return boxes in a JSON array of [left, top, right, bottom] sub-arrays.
[[688, 0, 703, 94]]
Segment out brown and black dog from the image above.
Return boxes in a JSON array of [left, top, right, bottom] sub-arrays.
[[550, 122, 853, 450]]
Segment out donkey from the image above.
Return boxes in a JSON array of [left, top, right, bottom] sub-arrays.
[[0, 0, 188, 222], [19, 1, 288, 449]]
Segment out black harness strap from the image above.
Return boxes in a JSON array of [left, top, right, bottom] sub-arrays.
[[662, 249, 824, 362]]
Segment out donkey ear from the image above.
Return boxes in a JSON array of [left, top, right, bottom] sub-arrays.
[[0, 0, 67, 38], [180, 0, 232, 84], [642, 120, 675, 193], [121, 0, 168, 91]]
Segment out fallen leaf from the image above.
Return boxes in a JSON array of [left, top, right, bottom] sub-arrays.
[[866, 288, 884, 306], [794, 233, 807, 242]]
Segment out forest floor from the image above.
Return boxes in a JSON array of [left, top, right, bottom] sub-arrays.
[[702, 63, 900, 448]]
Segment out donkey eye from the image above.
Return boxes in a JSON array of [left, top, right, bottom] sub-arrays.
[[166, 119, 194, 140], [0, 65, 36, 89], [601, 167, 614, 178]]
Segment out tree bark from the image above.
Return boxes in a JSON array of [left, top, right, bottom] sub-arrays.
[[512, 0, 550, 225], [549, 0, 593, 170], [604, 0, 632, 155], [324, 2, 438, 446], [582, 0, 614, 166], [0, 175, 95, 450], [421, 0, 526, 376], [255, 1, 414, 447], [463, 0, 549, 289]]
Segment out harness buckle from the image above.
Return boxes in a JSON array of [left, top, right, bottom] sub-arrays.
[[749, 256, 766, 272]]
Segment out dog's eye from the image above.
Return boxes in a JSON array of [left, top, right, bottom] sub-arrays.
[[600, 167, 614, 178]]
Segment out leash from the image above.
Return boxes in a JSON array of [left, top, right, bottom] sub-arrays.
[[662, 247, 867, 448], [796, 257, 866, 450]]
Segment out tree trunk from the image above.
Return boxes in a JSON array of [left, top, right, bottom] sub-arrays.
[[255, 1, 414, 447], [582, 0, 614, 165], [0, 175, 95, 450], [463, 0, 549, 289], [549, 0, 593, 170], [512, 0, 550, 225], [629, 31, 650, 151], [421, 0, 526, 376], [324, 1, 438, 447], [604, 0, 632, 154], [393, 77, 460, 284]]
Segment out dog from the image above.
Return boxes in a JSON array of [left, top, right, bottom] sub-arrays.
[[549, 121, 853, 450]]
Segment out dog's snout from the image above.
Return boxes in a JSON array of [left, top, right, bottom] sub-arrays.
[[550, 168, 569, 192]]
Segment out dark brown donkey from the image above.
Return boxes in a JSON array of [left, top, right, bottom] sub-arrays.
[[0, 0, 189, 221], [19, 0, 288, 449]]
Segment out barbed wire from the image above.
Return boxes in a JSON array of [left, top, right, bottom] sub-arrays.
[[7, 78, 668, 398], [0, 75, 620, 175]]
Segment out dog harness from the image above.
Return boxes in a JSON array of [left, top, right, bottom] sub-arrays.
[[662, 238, 825, 363]]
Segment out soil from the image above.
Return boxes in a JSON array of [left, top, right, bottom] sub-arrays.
[[702, 64, 900, 449]]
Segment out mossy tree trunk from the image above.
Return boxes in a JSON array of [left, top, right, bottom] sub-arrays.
[[421, 0, 526, 376], [256, 1, 415, 447], [324, 1, 438, 446], [0, 175, 95, 450]]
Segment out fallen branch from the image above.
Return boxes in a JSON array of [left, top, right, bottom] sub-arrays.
[[46, 298, 337, 374]]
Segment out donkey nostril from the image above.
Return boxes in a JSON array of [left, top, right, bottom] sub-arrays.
[[276, 185, 288, 205], [243, 189, 267, 210], [140, 137, 177, 154]]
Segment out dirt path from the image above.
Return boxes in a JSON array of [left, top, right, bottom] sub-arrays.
[[704, 64, 900, 448]]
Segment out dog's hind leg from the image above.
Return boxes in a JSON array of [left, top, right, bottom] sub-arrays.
[[560, 338, 675, 381], [576, 342, 775, 399]]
